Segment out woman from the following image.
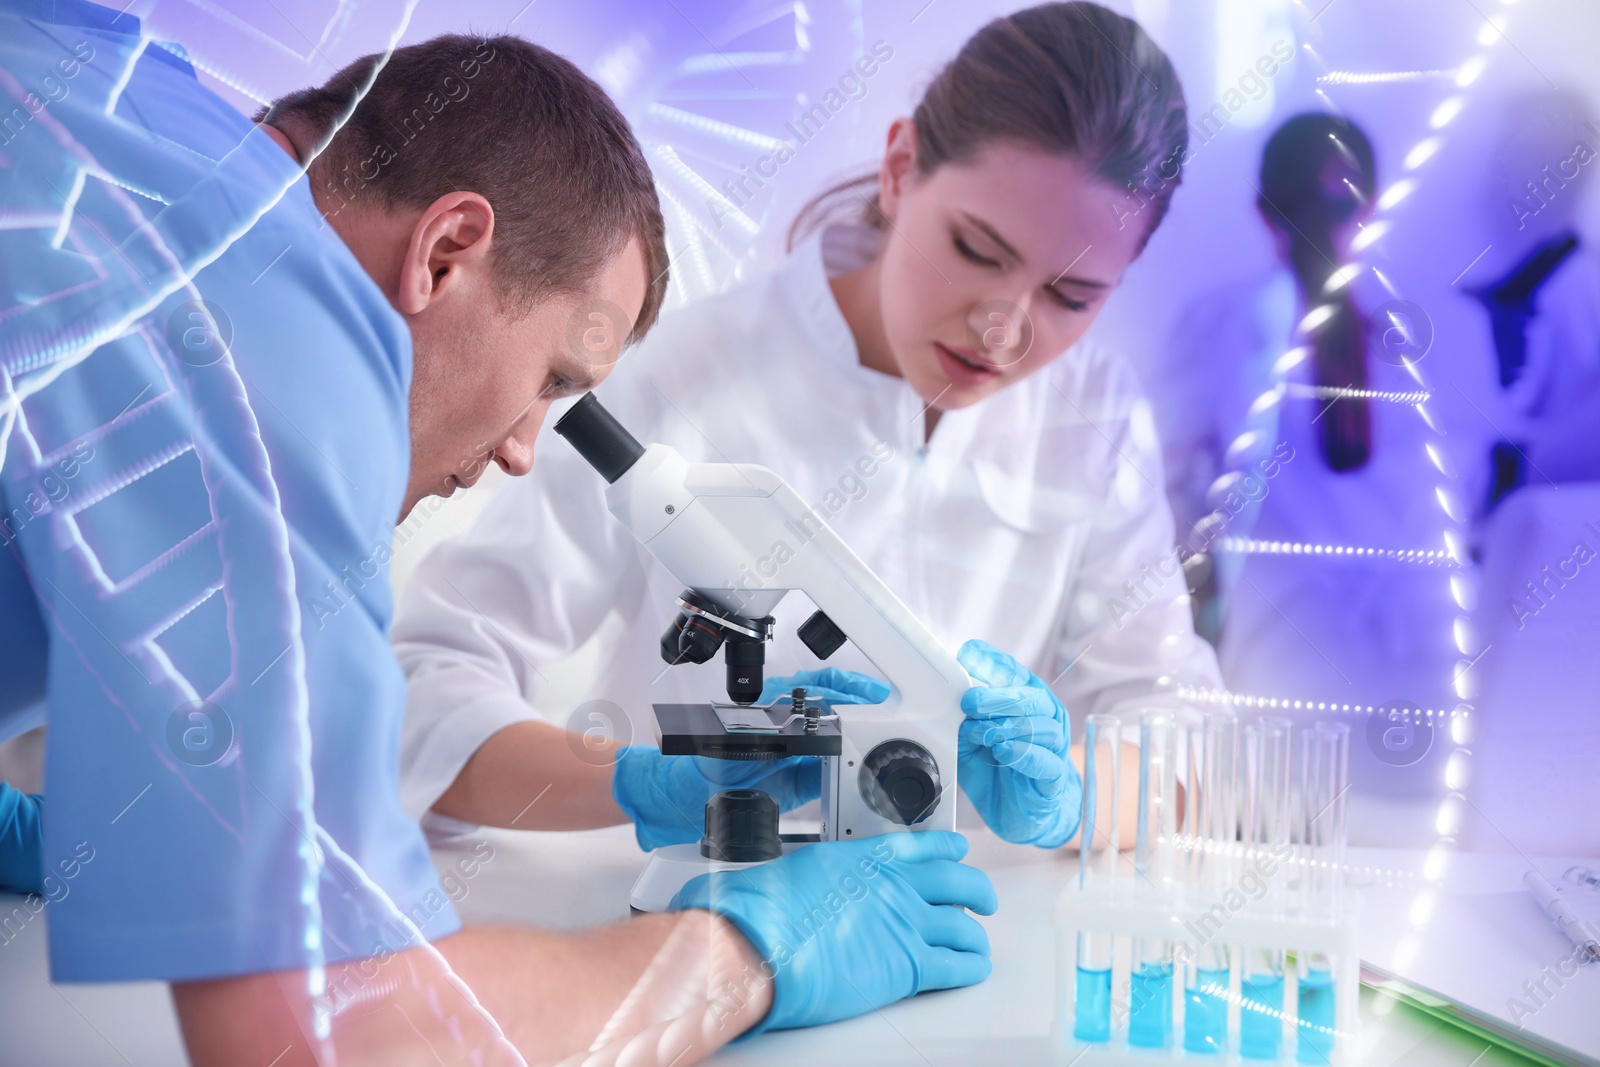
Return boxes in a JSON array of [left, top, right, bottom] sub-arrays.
[[1150, 114, 1457, 846], [394, 3, 1219, 855]]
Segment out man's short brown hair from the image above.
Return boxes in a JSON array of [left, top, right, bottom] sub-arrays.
[[258, 34, 668, 342]]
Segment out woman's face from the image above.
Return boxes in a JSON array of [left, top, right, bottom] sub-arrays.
[[875, 124, 1152, 410]]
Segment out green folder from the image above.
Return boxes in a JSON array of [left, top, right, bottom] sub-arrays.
[[1361, 968, 1588, 1067]]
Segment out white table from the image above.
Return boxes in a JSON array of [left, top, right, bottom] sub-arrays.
[[0, 824, 1579, 1065], [1467, 484, 1600, 859]]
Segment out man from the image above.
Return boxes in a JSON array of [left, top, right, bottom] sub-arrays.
[[0, 4, 994, 1063]]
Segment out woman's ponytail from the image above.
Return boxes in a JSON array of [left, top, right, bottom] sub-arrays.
[[1258, 113, 1378, 472]]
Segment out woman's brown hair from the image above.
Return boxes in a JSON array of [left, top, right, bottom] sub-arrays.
[[789, 1, 1189, 252], [1257, 113, 1377, 472]]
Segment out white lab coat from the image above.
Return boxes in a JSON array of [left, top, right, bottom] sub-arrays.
[[1149, 269, 1461, 845], [393, 224, 1221, 824]]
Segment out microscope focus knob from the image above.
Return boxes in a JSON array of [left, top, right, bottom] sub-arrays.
[[700, 790, 782, 863], [860, 741, 941, 826]]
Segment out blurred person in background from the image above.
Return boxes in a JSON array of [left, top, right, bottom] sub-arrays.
[[1147, 113, 1457, 846], [1447, 87, 1600, 858], [1459, 87, 1600, 511]]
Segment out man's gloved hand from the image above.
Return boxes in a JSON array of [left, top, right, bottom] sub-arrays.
[[0, 783, 44, 895], [670, 830, 996, 1034], [612, 669, 891, 851], [957, 639, 1082, 847]]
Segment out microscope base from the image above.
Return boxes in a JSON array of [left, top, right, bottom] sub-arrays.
[[629, 839, 813, 913]]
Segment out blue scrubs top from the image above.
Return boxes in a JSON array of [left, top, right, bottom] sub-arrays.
[[0, 0, 460, 981]]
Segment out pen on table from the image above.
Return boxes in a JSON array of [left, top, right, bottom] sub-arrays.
[[1524, 870, 1600, 964]]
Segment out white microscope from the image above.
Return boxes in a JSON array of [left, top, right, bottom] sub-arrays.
[[554, 393, 971, 912]]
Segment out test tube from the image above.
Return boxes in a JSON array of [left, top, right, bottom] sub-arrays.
[[1297, 722, 1349, 1064], [1184, 711, 1237, 1054], [1240, 717, 1291, 1060], [1183, 717, 1205, 884], [1072, 713, 1121, 1042], [1128, 709, 1176, 1049]]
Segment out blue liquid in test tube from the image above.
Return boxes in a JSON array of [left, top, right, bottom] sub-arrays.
[[1127, 710, 1177, 1049], [1073, 967, 1112, 1042], [1128, 961, 1173, 1048], [1241, 718, 1292, 1060], [1240, 973, 1285, 1059], [1184, 966, 1229, 1053], [1183, 713, 1237, 1055], [1297, 723, 1349, 1064], [1072, 715, 1119, 1044], [1297, 966, 1337, 1062]]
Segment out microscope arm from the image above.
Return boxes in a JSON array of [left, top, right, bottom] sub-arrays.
[[606, 442, 971, 721]]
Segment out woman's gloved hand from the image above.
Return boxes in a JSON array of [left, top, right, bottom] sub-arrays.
[[612, 669, 891, 851], [758, 667, 890, 709], [669, 830, 996, 1034], [612, 746, 818, 851], [0, 783, 44, 895], [957, 639, 1082, 847]]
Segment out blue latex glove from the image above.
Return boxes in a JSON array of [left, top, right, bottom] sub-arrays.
[[613, 670, 891, 851], [670, 830, 996, 1034], [749, 667, 892, 819], [757, 667, 890, 709], [0, 783, 44, 895], [613, 745, 819, 851], [957, 639, 1082, 847]]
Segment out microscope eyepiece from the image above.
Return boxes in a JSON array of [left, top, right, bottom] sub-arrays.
[[554, 393, 644, 483]]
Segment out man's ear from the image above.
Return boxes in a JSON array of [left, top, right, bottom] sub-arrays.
[[397, 192, 495, 316], [877, 117, 919, 223]]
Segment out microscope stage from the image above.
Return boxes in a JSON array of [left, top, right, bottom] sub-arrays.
[[654, 702, 843, 759]]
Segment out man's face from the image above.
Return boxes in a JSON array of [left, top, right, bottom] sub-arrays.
[[263, 124, 652, 519], [402, 237, 648, 519]]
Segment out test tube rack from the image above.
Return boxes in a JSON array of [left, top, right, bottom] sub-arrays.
[[1053, 872, 1360, 1065]]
